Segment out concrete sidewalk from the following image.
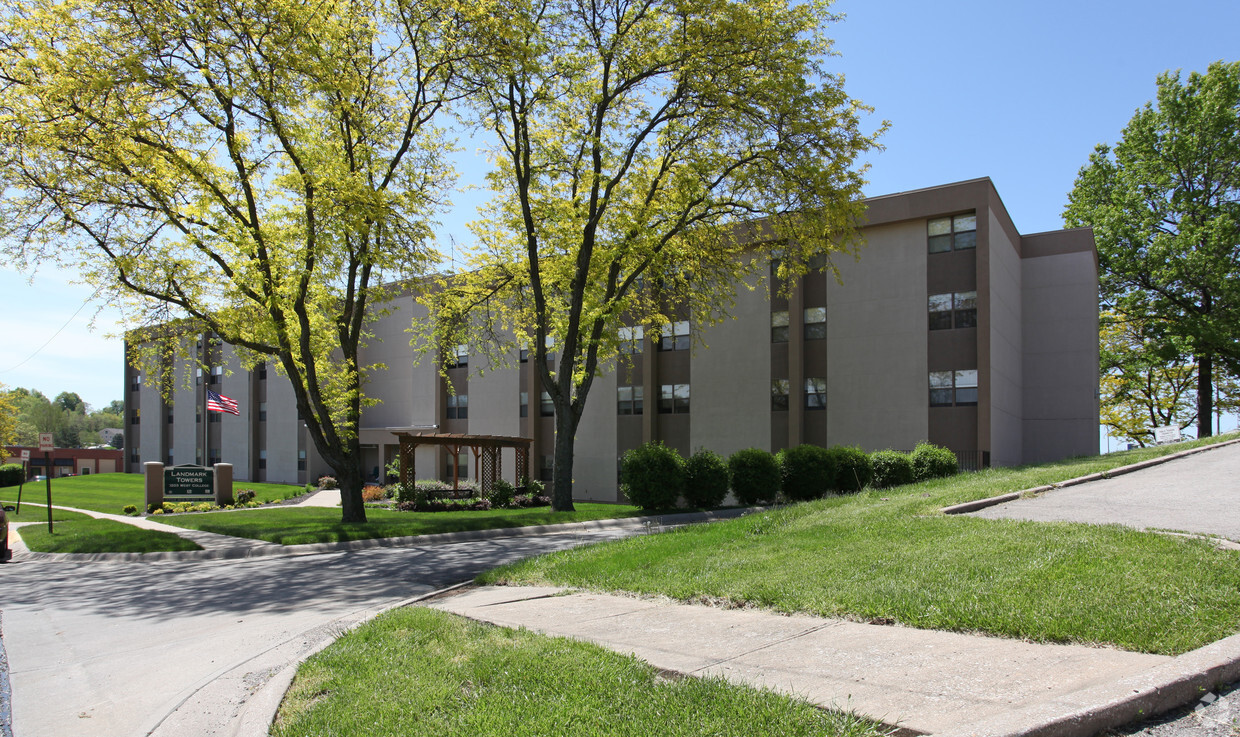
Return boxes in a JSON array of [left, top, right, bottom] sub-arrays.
[[429, 585, 1240, 737]]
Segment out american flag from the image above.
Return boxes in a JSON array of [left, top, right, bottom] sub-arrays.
[[206, 389, 240, 415]]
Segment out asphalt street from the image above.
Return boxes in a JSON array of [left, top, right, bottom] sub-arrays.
[[970, 441, 1240, 541], [0, 528, 633, 737]]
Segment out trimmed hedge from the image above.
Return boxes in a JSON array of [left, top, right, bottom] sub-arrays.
[[778, 444, 835, 501], [0, 463, 23, 488], [621, 441, 684, 510], [728, 447, 780, 506], [684, 449, 729, 509], [869, 450, 915, 488], [828, 445, 873, 493], [911, 442, 959, 481]]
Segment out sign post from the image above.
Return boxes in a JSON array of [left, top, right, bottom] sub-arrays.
[[39, 433, 53, 532], [16, 449, 29, 513]]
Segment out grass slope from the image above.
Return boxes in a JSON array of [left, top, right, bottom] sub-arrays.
[[273, 607, 884, 737], [15, 518, 203, 553], [160, 504, 646, 545], [482, 436, 1240, 655], [0, 473, 304, 515]]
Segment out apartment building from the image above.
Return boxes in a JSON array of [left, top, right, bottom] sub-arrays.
[[124, 178, 1100, 500]]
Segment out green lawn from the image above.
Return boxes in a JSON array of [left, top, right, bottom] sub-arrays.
[[272, 606, 884, 737], [0, 472, 306, 515], [481, 435, 1240, 656], [15, 517, 203, 554], [159, 504, 647, 545]]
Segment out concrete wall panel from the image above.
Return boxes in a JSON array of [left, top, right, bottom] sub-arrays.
[[987, 209, 1024, 466]]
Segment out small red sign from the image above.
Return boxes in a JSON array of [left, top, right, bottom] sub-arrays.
[[39, 433, 54, 452], [20, 450, 30, 461]]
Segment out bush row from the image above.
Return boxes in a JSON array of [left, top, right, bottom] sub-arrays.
[[620, 441, 959, 510]]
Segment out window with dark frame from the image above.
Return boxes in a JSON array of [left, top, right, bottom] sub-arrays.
[[805, 378, 826, 410], [928, 213, 977, 253], [771, 311, 789, 343], [131, 408, 140, 424], [259, 449, 267, 470], [447, 344, 468, 369], [804, 307, 826, 340], [540, 391, 554, 417], [519, 391, 528, 417], [658, 384, 690, 414], [771, 379, 790, 410], [617, 385, 644, 415], [297, 450, 306, 471], [619, 326, 644, 354], [166, 411, 174, 424], [659, 321, 690, 351], [928, 291, 977, 330], [259, 402, 267, 422], [446, 393, 468, 419], [257, 362, 267, 380], [929, 370, 978, 406]]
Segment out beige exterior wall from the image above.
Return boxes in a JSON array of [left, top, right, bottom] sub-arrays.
[[827, 221, 929, 451], [137, 372, 162, 469], [264, 367, 304, 485], [219, 345, 253, 480], [171, 356, 199, 466], [469, 343, 523, 484], [573, 362, 619, 501], [986, 209, 1025, 467], [691, 260, 771, 458], [1021, 246, 1100, 464]]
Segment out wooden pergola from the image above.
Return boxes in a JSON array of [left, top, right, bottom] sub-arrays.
[[394, 432, 532, 494]]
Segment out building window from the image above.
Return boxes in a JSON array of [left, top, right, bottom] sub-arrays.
[[448, 344, 468, 369], [209, 412, 221, 423], [540, 391, 555, 417], [619, 326, 644, 354], [258, 362, 267, 380], [771, 379, 790, 411], [804, 307, 826, 340], [771, 311, 789, 343], [929, 291, 976, 330], [209, 448, 221, 464], [540, 454, 554, 481], [258, 402, 267, 422], [659, 320, 690, 351], [196, 368, 203, 386], [447, 393, 468, 420], [210, 365, 223, 384], [519, 342, 529, 363], [166, 411, 174, 424], [445, 450, 469, 480], [131, 449, 140, 464], [166, 449, 174, 465], [805, 378, 826, 410], [617, 386, 644, 415], [928, 213, 977, 253], [130, 372, 142, 392], [130, 408, 140, 424], [297, 449, 306, 471], [659, 384, 690, 414], [196, 410, 201, 424], [930, 370, 978, 406], [519, 391, 528, 418], [259, 449, 267, 470]]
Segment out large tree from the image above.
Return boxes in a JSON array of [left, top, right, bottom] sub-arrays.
[[0, 0, 470, 520], [432, 0, 880, 510], [1065, 61, 1240, 440], [0, 384, 18, 448], [1099, 313, 1198, 446]]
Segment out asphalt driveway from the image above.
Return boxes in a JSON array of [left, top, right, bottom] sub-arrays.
[[971, 441, 1240, 542]]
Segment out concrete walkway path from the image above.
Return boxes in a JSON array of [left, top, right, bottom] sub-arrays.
[[429, 585, 1211, 736]]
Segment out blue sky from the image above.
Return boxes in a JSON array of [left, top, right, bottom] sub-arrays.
[[1, 0, 1237, 439]]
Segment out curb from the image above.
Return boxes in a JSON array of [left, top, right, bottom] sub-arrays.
[[150, 580, 478, 737], [935, 631, 1240, 737], [7, 507, 760, 564], [940, 437, 1240, 516]]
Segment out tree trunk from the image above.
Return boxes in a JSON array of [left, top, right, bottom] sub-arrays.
[[551, 408, 578, 512], [1197, 353, 1214, 439], [336, 458, 368, 523]]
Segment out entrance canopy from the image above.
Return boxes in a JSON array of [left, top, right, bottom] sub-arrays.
[[394, 432, 533, 494]]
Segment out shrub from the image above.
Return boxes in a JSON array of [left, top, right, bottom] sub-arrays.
[[488, 479, 517, 508], [778, 444, 835, 501], [828, 446, 873, 493], [122, 504, 138, 515], [728, 448, 780, 506], [317, 476, 338, 490], [0, 463, 23, 488], [911, 442, 959, 481], [870, 450, 915, 488], [236, 489, 256, 504], [683, 449, 729, 509], [620, 441, 685, 510], [362, 485, 385, 503]]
